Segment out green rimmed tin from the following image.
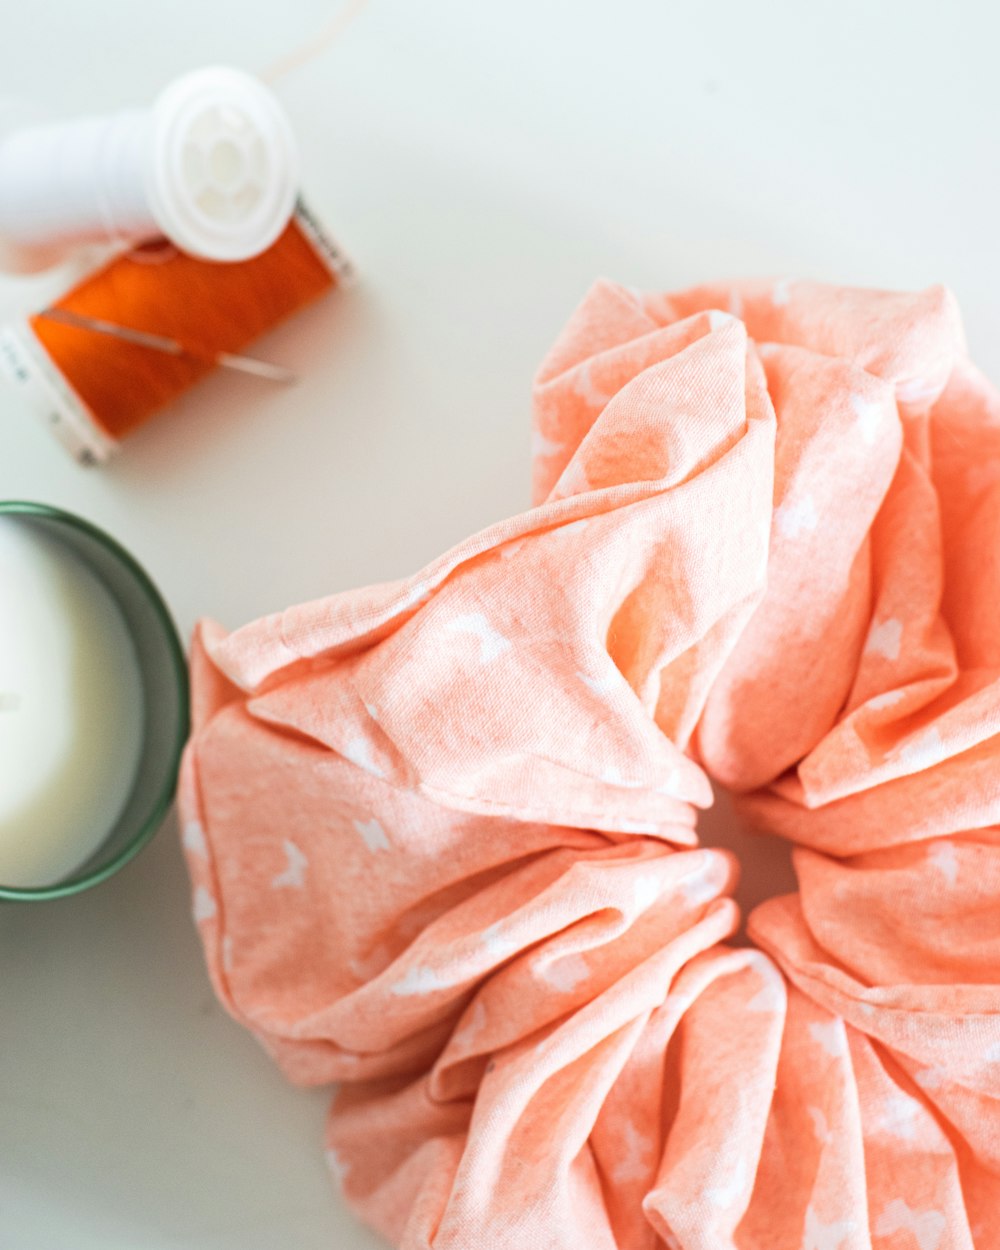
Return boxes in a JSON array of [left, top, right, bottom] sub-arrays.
[[0, 501, 188, 900]]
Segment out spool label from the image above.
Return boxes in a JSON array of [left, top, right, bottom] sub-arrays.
[[0, 321, 115, 465]]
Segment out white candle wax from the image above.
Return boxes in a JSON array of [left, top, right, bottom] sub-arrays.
[[0, 517, 144, 887]]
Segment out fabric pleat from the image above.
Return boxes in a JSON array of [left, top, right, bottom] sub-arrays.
[[181, 278, 1000, 1248]]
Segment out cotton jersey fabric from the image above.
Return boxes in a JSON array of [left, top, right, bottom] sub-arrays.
[[180, 279, 1000, 1249]]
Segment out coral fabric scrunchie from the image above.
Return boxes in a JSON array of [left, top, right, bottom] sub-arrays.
[[180, 279, 1000, 1249]]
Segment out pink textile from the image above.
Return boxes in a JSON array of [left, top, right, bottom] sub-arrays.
[[181, 278, 1000, 1248]]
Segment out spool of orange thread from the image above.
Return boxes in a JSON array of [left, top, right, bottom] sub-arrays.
[[0, 202, 350, 463]]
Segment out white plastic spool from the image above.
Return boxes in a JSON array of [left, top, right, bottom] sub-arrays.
[[0, 66, 299, 272]]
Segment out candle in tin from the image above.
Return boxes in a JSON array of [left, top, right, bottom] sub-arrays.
[[0, 503, 187, 898]]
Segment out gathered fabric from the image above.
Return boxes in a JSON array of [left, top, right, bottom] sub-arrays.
[[180, 278, 1000, 1248]]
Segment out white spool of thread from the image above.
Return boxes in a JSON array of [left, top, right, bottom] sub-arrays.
[[0, 66, 299, 272]]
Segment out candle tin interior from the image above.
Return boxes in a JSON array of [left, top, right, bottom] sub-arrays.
[[0, 501, 189, 900]]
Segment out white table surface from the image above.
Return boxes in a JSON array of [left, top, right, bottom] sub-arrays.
[[2, 2, 999, 1246]]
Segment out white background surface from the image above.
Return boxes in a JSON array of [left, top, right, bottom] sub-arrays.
[[1, 2, 999, 1246]]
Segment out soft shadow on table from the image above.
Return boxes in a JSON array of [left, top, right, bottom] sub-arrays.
[[0, 789, 797, 1248], [0, 812, 384, 1250]]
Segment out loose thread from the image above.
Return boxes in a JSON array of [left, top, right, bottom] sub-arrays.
[[260, 0, 372, 85]]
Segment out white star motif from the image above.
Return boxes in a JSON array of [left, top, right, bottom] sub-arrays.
[[864, 617, 902, 661], [531, 428, 565, 459], [482, 921, 518, 960], [390, 964, 449, 996], [551, 517, 592, 540], [653, 767, 683, 796], [454, 997, 488, 1045], [809, 1019, 848, 1058], [746, 979, 785, 1014], [771, 278, 792, 306], [600, 765, 645, 788], [874, 1091, 921, 1141], [802, 1205, 855, 1250], [182, 820, 207, 858], [875, 1199, 945, 1250], [706, 1156, 747, 1210], [775, 493, 819, 539], [896, 376, 940, 406], [891, 726, 944, 771], [353, 816, 391, 852], [926, 841, 958, 886], [396, 580, 430, 611], [610, 1119, 654, 1183], [578, 667, 619, 696], [343, 735, 386, 778], [632, 873, 662, 913], [498, 538, 525, 560], [680, 852, 721, 905], [539, 953, 589, 992], [868, 689, 906, 711], [192, 886, 216, 923], [745, 957, 785, 1014], [556, 459, 591, 497], [571, 359, 612, 409], [325, 1147, 351, 1189], [271, 839, 308, 889], [445, 612, 512, 663], [808, 1106, 832, 1145], [851, 392, 883, 446], [914, 1066, 946, 1092]]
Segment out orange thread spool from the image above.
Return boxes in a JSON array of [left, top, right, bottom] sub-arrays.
[[1, 203, 349, 463]]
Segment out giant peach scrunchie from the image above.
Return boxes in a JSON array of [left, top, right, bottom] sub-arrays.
[[180, 279, 1000, 1249]]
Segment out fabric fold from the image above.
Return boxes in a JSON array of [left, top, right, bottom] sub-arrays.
[[181, 277, 1000, 1248]]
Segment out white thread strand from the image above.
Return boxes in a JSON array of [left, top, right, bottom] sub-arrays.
[[261, 0, 371, 84]]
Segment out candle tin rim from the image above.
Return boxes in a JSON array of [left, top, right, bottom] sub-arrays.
[[0, 500, 189, 900]]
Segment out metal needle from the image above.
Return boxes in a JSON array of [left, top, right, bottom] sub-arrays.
[[35, 307, 297, 385]]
